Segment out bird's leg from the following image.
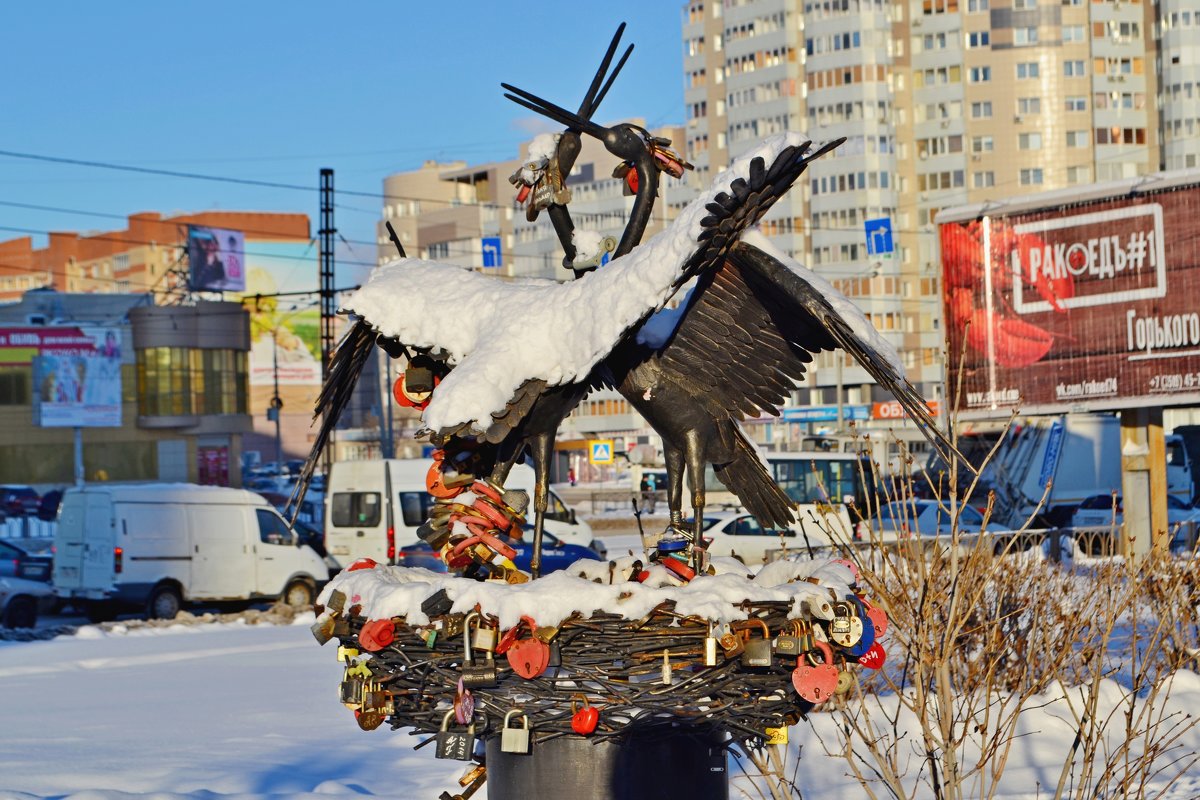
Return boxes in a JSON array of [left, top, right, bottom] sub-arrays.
[[526, 432, 554, 580], [684, 429, 707, 573], [664, 444, 686, 536]]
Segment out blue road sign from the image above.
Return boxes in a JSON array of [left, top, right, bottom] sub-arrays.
[[481, 236, 502, 268], [589, 440, 614, 464], [864, 218, 894, 256]]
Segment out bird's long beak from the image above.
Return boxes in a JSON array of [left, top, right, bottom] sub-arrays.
[[502, 84, 607, 139]]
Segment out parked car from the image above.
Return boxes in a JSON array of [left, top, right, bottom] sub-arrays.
[[36, 489, 63, 521], [0, 540, 53, 582], [694, 511, 803, 565], [0, 486, 40, 517], [1071, 493, 1200, 550], [1, 576, 55, 628], [391, 530, 603, 576], [874, 500, 987, 541]]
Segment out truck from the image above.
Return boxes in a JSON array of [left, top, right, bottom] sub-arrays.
[[53, 483, 329, 623], [982, 413, 1191, 528], [324, 459, 600, 568]]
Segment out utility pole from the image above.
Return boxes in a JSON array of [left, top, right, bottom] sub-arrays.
[[319, 168, 336, 475]]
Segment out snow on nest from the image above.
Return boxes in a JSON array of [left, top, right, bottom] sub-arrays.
[[343, 133, 812, 436], [571, 228, 606, 263], [740, 230, 905, 375], [526, 132, 558, 163], [317, 556, 856, 631]]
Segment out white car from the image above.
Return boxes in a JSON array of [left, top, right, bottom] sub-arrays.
[[1, 576, 55, 629], [695, 511, 813, 565], [873, 500, 987, 541]]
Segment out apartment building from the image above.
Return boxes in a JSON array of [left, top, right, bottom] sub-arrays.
[[682, 0, 1199, 451]]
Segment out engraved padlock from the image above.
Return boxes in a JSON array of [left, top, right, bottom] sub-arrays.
[[741, 619, 774, 668], [791, 641, 839, 705], [717, 623, 745, 659], [774, 621, 802, 657], [501, 709, 531, 754], [841, 594, 876, 658], [461, 612, 498, 687], [829, 601, 864, 649], [435, 710, 477, 761]]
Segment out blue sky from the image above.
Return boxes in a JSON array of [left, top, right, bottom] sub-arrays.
[[1, 2, 685, 284]]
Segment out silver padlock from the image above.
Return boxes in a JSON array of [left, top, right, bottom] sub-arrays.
[[462, 612, 498, 687], [829, 601, 864, 648], [473, 618, 498, 653], [500, 709, 531, 754], [704, 622, 719, 667]]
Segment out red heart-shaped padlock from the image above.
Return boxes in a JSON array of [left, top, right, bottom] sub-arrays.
[[358, 619, 395, 652], [507, 637, 551, 679], [347, 558, 378, 572], [571, 695, 599, 735], [863, 601, 888, 638], [858, 641, 886, 670], [791, 641, 839, 704]]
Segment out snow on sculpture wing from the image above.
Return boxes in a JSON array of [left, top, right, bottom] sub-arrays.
[[339, 133, 841, 444]]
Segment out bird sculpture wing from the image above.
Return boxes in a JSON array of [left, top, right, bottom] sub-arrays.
[[337, 134, 841, 446], [648, 229, 955, 463]]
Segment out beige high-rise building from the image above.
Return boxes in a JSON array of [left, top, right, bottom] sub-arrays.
[[683, 0, 1198, 454]]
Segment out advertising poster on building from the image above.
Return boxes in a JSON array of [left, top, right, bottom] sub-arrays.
[[0, 327, 125, 427], [237, 241, 323, 387], [188, 225, 246, 292], [940, 181, 1200, 416]]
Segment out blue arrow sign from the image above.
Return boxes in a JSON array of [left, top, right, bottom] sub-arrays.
[[864, 218, 894, 256], [481, 236, 502, 268]]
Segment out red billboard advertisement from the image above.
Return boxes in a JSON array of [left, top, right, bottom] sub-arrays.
[[939, 175, 1200, 416]]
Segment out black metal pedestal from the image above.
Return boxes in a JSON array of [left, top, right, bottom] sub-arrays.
[[485, 729, 729, 800]]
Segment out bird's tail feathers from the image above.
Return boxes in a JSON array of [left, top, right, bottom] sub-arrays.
[[288, 319, 377, 521], [712, 424, 797, 530]]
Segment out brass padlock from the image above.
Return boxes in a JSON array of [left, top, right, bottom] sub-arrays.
[[741, 619, 773, 668], [461, 612, 498, 687], [500, 709, 531, 754], [472, 617, 499, 653], [704, 622, 720, 667], [717, 624, 745, 659], [774, 621, 802, 657]]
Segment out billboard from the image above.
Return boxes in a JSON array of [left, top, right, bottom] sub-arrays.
[[188, 225, 246, 292], [237, 241, 322, 387], [0, 327, 124, 428], [940, 179, 1200, 416]]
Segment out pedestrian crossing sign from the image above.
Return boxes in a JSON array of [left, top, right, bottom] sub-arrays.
[[589, 440, 614, 464]]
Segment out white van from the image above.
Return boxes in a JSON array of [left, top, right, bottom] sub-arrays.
[[53, 483, 329, 623], [324, 459, 599, 567]]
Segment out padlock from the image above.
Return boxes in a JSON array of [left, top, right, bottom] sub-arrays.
[[661, 648, 673, 685], [571, 695, 599, 735], [326, 589, 347, 614], [717, 624, 745, 659], [359, 619, 395, 652], [422, 628, 439, 649], [461, 613, 498, 687], [339, 676, 365, 707], [764, 726, 788, 745], [841, 594, 876, 658], [835, 669, 855, 695], [741, 619, 774, 668], [361, 679, 393, 716], [861, 596, 888, 638], [472, 619, 499, 653], [435, 710, 477, 761], [774, 621, 802, 657], [501, 709, 531, 754], [507, 636, 550, 679], [858, 641, 887, 670], [704, 622, 720, 667], [311, 614, 337, 645], [355, 706, 386, 731], [421, 589, 454, 618], [337, 645, 360, 663], [791, 641, 839, 705], [828, 601, 864, 649]]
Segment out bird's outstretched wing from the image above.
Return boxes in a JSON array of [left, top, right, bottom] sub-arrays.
[[650, 231, 958, 463]]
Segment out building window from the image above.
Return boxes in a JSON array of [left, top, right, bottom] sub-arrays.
[[1064, 59, 1085, 77], [1062, 25, 1086, 42], [967, 31, 990, 48], [969, 66, 991, 82], [1014, 27, 1039, 45], [1019, 168, 1044, 185], [1018, 132, 1043, 150], [1016, 62, 1040, 79], [971, 101, 993, 118], [973, 171, 996, 188], [0, 366, 31, 406], [1013, 0, 1037, 7], [1066, 130, 1089, 147], [972, 135, 994, 153], [1067, 165, 1091, 183], [1065, 95, 1087, 111], [968, 0, 989, 11], [1017, 97, 1042, 115]]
